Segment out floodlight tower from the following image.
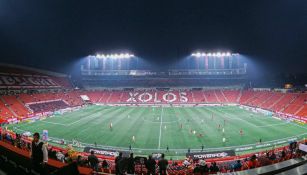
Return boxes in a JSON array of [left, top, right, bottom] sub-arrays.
[[87, 52, 135, 70], [191, 51, 239, 70]]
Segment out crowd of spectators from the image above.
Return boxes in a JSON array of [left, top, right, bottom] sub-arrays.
[[0, 128, 306, 175]]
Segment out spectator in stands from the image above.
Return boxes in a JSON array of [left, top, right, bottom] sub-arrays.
[[56, 151, 65, 163], [145, 155, 156, 175], [193, 164, 201, 174], [248, 154, 258, 169], [232, 160, 242, 171], [258, 152, 271, 166], [270, 151, 276, 161], [88, 150, 99, 171], [158, 153, 168, 175], [280, 150, 286, 161], [199, 159, 209, 174], [102, 159, 109, 169], [183, 158, 191, 167], [30, 132, 48, 175], [209, 162, 219, 173], [115, 152, 123, 175], [127, 153, 135, 174]]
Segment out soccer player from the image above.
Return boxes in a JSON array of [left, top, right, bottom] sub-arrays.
[[240, 128, 243, 136], [132, 135, 135, 142], [218, 124, 221, 130], [223, 137, 226, 144], [224, 119, 226, 126], [164, 125, 167, 130], [110, 122, 113, 129], [193, 130, 196, 135], [222, 128, 225, 133], [180, 123, 183, 129]]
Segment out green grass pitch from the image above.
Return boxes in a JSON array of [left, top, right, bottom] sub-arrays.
[[9, 105, 307, 155]]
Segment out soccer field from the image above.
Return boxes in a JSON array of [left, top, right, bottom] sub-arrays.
[[9, 105, 307, 155]]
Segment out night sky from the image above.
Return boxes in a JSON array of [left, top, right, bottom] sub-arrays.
[[0, 0, 306, 74]]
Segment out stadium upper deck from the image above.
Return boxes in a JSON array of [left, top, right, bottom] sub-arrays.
[[0, 64, 306, 123], [80, 52, 247, 88]]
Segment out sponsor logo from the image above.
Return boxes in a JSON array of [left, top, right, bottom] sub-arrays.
[[186, 150, 235, 159], [127, 92, 188, 103], [84, 147, 129, 157]]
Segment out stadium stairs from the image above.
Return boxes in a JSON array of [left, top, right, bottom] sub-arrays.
[[0, 98, 15, 121]]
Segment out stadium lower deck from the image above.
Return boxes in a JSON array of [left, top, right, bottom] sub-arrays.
[[8, 105, 307, 156]]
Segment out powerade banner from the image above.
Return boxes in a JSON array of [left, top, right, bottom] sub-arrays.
[[83, 147, 130, 157], [186, 150, 235, 159]]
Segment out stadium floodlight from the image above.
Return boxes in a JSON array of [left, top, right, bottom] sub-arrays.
[[91, 52, 135, 59], [191, 51, 238, 57]]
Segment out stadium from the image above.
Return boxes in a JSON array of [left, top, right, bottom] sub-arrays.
[[1, 1, 307, 175]]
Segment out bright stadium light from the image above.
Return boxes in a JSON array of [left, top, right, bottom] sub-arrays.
[[191, 51, 238, 57], [92, 52, 135, 59]]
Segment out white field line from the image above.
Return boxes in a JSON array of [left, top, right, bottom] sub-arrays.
[[68, 109, 111, 126], [68, 106, 118, 125], [41, 107, 114, 126], [206, 107, 258, 127], [290, 122, 307, 130], [158, 107, 164, 150], [40, 120, 67, 126], [255, 123, 289, 128]]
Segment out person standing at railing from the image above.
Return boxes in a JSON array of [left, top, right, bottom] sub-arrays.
[[88, 150, 99, 171], [158, 153, 168, 175], [127, 153, 135, 174], [30, 132, 48, 175], [145, 155, 156, 175]]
